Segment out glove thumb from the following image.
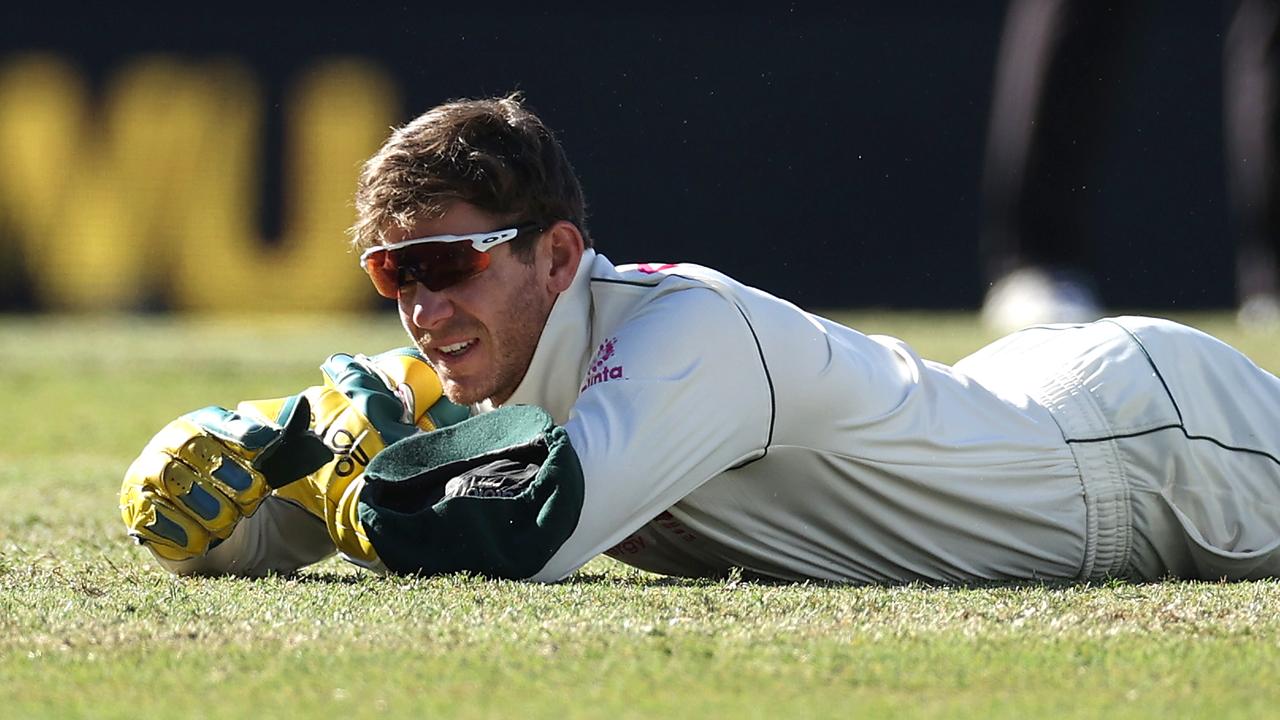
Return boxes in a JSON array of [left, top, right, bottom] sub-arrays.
[[255, 395, 335, 489]]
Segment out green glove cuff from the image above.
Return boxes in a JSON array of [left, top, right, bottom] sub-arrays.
[[358, 405, 585, 579]]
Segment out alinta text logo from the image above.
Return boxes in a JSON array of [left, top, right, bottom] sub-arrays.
[[581, 337, 623, 392]]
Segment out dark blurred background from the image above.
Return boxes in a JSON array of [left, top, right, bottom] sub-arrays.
[[0, 2, 1235, 312]]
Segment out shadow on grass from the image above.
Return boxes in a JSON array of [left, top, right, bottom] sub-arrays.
[[197, 564, 1233, 594], [280, 570, 373, 585], [563, 570, 1127, 591]]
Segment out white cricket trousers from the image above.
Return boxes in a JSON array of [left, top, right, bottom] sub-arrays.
[[960, 316, 1280, 581]]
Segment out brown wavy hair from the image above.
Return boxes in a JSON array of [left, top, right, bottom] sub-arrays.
[[349, 92, 591, 261]]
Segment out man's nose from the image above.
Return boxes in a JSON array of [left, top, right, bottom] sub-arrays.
[[403, 283, 454, 329]]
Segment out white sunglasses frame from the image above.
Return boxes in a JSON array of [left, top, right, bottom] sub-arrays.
[[357, 225, 538, 267]]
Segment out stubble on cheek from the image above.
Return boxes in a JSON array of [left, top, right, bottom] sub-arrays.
[[481, 276, 557, 407]]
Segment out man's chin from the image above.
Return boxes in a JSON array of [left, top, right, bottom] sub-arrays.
[[440, 377, 490, 407], [441, 382, 478, 406]]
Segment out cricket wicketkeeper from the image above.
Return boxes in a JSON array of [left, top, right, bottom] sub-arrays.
[[121, 93, 1280, 583]]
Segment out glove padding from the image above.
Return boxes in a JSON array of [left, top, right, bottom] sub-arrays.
[[270, 350, 450, 565], [119, 395, 334, 561], [119, 348, 460, 565]]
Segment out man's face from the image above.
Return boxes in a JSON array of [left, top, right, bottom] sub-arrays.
[[390, 203, 559, 406]]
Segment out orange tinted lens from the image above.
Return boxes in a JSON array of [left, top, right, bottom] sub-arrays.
[[397, 242, 490, 292], [363, 250, 400, 299]]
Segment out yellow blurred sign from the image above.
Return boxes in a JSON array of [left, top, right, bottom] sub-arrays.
[[0, 54, 398, 312]]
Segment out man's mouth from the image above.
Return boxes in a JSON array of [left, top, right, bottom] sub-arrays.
[[437, 339, 476, 357]]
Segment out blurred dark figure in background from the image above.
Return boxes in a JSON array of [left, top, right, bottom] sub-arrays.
[[980, 0, 1280, 332]]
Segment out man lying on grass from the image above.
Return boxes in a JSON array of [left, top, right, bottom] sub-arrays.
[[122, 94, 1280, 584]]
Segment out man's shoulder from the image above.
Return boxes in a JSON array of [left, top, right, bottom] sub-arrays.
[[585, 256, 747, 331], [588, 255, 750, 311], [593, 256, 739, 291], [572, 259, 776, 433]]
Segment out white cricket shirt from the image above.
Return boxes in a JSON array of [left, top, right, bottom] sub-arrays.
[[490, 251, 1090, 583]]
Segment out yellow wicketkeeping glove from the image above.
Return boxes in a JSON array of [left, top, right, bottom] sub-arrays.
[[119, 395, 333, 561], [120, 348, 464, 564]]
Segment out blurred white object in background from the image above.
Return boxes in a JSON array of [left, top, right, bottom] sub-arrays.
[[982, 266, 1103, 334], [1238, 293, 1280, 331]]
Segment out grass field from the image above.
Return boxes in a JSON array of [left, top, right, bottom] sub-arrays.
[[1, 312, 1278, 719]]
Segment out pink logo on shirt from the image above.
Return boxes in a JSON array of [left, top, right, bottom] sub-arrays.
[[635, 263, 677, 274], [581, 336, 624, 392]]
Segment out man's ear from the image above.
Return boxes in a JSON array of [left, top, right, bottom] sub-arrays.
[[543, 221, 585, 294]]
